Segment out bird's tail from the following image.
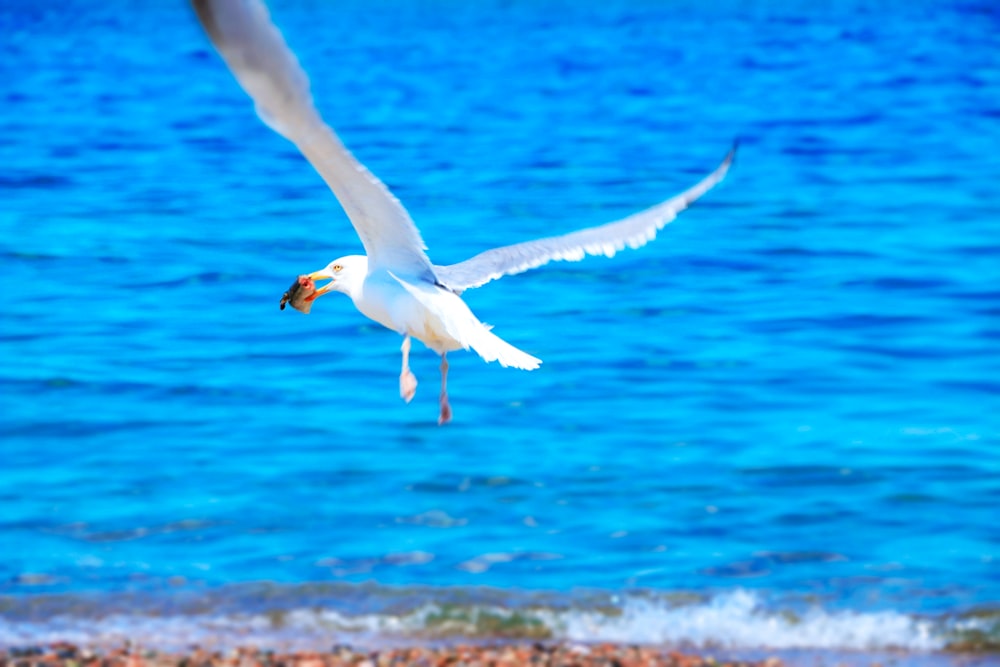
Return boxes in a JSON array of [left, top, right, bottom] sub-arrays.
[[391, 273, 542, 371], [465, 324, 542, 370]]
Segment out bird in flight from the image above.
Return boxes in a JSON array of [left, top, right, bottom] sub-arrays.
[[191, 0, 736, 424]]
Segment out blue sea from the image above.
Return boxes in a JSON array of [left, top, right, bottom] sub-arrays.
[[2, 0, 999, 661]]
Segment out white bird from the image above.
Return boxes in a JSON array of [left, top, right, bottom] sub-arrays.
[[192, 0, 736, 424]]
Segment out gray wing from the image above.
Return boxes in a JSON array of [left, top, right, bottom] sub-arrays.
[[435, 144, 736, 293], [191, 0, 434, 275]]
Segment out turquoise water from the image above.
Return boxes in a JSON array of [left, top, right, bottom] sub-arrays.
[[2, 0, 999, 655]]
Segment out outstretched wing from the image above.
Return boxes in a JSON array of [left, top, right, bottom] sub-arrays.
[[191, 0, 434, 275], [435, 144, 736, 293]]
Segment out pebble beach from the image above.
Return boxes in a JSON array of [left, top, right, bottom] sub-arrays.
[[7, 642, 1000, 667], [0, 643, 819, 667]]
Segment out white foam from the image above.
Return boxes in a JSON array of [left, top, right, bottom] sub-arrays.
[[548, 590, 944, 651], [0, 590, 957, 652]]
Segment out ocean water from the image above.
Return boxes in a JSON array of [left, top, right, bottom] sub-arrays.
[[2, 0, 999, 659]]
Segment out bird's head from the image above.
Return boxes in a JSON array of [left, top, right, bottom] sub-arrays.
[[303, 255, 368, 301]]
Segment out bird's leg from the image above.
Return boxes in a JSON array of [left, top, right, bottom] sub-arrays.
[[399, 335, 417, 403], [438, 353, 452, 425]]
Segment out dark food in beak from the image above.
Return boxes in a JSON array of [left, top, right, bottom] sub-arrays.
[[279, 275, 317, 314]]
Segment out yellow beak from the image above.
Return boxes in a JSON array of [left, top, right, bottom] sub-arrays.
[[304, 271, 335, 302]]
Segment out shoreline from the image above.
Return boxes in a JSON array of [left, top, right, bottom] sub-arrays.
[[2, 642, 996, 667]]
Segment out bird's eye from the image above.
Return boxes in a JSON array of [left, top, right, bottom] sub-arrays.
[[333, 264, 342, 272]]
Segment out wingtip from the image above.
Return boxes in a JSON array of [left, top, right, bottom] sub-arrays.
[[725, 138, 739, 165], [190, 0, 219, 41]]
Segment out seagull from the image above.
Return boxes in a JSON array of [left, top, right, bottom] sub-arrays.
[[191, 0, 736, 424]]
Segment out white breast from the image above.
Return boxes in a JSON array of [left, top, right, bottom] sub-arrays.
[[354, 270, 463, 353]]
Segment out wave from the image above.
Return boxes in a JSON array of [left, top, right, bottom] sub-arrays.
[[2, 587, 998, 653]]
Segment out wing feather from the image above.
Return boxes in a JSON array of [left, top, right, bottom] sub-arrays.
[[191, 0, 433, 274], [435, 144, 736, 293]]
